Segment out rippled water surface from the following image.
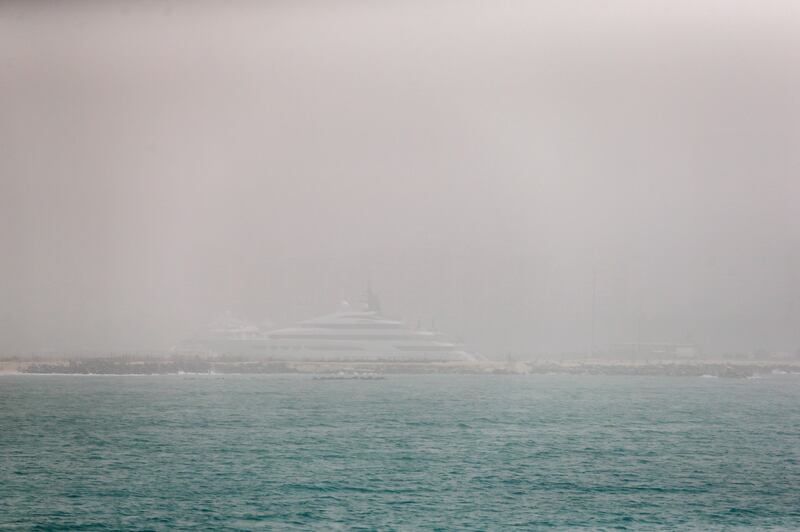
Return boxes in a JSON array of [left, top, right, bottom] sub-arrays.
[[2, 374, 799, 530]]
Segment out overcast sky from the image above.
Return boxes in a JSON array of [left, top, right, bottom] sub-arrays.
[[1, 1, 799, 356]]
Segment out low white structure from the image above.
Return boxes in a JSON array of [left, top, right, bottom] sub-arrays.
[[173, 310, 270, 357], [607, 342, 700, 360]]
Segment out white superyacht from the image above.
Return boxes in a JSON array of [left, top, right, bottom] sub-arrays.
[[178, 290, 474, 362]]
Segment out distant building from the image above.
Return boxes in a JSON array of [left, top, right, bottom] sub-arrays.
[[172, 310, 271, 357]]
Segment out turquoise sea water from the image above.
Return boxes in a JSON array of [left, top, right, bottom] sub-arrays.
[[1, 374, 799, 530]]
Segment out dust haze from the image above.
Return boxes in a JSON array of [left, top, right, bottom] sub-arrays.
[[1, 1, 799, 357]]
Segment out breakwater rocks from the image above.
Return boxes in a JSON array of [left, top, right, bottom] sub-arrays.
[[14, 357, 800, 378], [20, 358, 295, 375], [524, 362, 799, 378]]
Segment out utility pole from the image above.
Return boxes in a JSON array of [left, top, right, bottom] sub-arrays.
[[590, 267, 597, 358]]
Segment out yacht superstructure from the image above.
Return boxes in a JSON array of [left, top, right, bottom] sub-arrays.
[[261, 290, 474, 362], [177, 290, 475, 362]]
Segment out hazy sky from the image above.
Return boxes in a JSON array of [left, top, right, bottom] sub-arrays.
[[1, 1, 799, 356]]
